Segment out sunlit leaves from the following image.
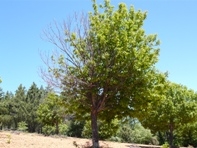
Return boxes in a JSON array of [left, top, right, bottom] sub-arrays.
[[37, 93, 65, 128], [46, 1, 166, 145], [141, 82, 197, 137]]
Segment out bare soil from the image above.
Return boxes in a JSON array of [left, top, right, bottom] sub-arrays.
[[0, 131, 160, 148]]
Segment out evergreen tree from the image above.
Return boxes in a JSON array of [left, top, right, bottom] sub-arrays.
[[25, 82, 42, 132], [12, 84, 27, 129], [0, 91, 13, 129], [0, 88, 4, 100]]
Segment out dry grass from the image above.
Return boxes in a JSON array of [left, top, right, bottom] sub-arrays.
[[0, 131, 160, 148]]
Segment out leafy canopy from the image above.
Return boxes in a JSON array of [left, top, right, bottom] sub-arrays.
[[48, 0, 166, 121], [142, 82, 197, 132]]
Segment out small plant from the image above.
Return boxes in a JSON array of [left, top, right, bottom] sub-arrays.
[[59, 123, 68, 135], [42, 125, 56, 136], [18, 121, 28, 132], [7, 134, 11, 144], [162, 142, 169, 148]]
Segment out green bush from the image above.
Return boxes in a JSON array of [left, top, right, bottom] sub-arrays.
[[42, 125, 56, 136], [117, 124, 133, 142], [161, 142, 169, 148], [59, 123, 68, 135], [117, 123, 156, 144], [108, 136, 122, 142], [67, 120, 85, 137], [17, 121, 28, 132]]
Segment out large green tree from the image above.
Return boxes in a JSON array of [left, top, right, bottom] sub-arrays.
[[141, 82, 197, 148], [43, 0, 165, 147]]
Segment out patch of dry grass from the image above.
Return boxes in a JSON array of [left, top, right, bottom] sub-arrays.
[[0, 131, 160, 148]]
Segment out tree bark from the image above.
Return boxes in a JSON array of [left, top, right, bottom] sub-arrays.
[[91, 110, 99, 148], [168, 124, 174, 148]]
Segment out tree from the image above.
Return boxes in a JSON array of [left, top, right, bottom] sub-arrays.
[[141, 82, 197, 148], [37, 93, 66, 134], [0, 91, 14, 130], [25, 82, 42, 132], [0, 88, 4, 100], [42, 0, 166, 147], [11, 84, 27, 129], [12, 83, 43, 132]]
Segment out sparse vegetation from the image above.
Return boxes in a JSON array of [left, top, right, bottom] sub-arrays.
[[6, 134, 11, 144], [18, 121, 28, 132]]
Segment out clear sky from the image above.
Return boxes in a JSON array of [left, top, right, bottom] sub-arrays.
[[1, 0, 197, 93]]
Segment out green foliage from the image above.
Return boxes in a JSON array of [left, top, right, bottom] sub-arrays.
[[0, 83, 49, 132], [157, 131, 167, 145], [162, 142, 169, 148], [42, 125, 56, 136], [37, 93, 66, 134], [0, 83, 47, 132], [0, 92, 13, 129], [141, 82, 197, 147], [6, 134, 11, 144], [67, 120, 85, 138], [59, 123, 69, 135], [82, 119, 119, 140], [176, 122, 197, 147], [25, 82, 42, 132], [42, 123, 68, 136], [12, 84, 27, 129], [18, 121, 28, 132], [45, 0, 166, 146], [117, 123, 155, 144], [0, 88, 4, 100]]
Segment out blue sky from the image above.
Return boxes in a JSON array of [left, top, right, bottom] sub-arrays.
[[1, 0, 197, 93]]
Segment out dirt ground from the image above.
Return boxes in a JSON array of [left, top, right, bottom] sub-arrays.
[[0, 131, 153, 148]]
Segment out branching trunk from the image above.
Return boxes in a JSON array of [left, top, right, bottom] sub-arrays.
[[91, 110, 99, 148]]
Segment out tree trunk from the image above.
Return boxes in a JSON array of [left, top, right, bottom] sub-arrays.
[[168, 124, 174, 148], [91, 110, 99, 148]]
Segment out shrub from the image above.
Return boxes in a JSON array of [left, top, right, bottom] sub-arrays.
[[161, 142, 169, 148], [59, 123, 68, 135], [117, 123, 156, 144], [42, 125, 56, 136], [67, 120, 85, 137], [17, 121, 28, 132]]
